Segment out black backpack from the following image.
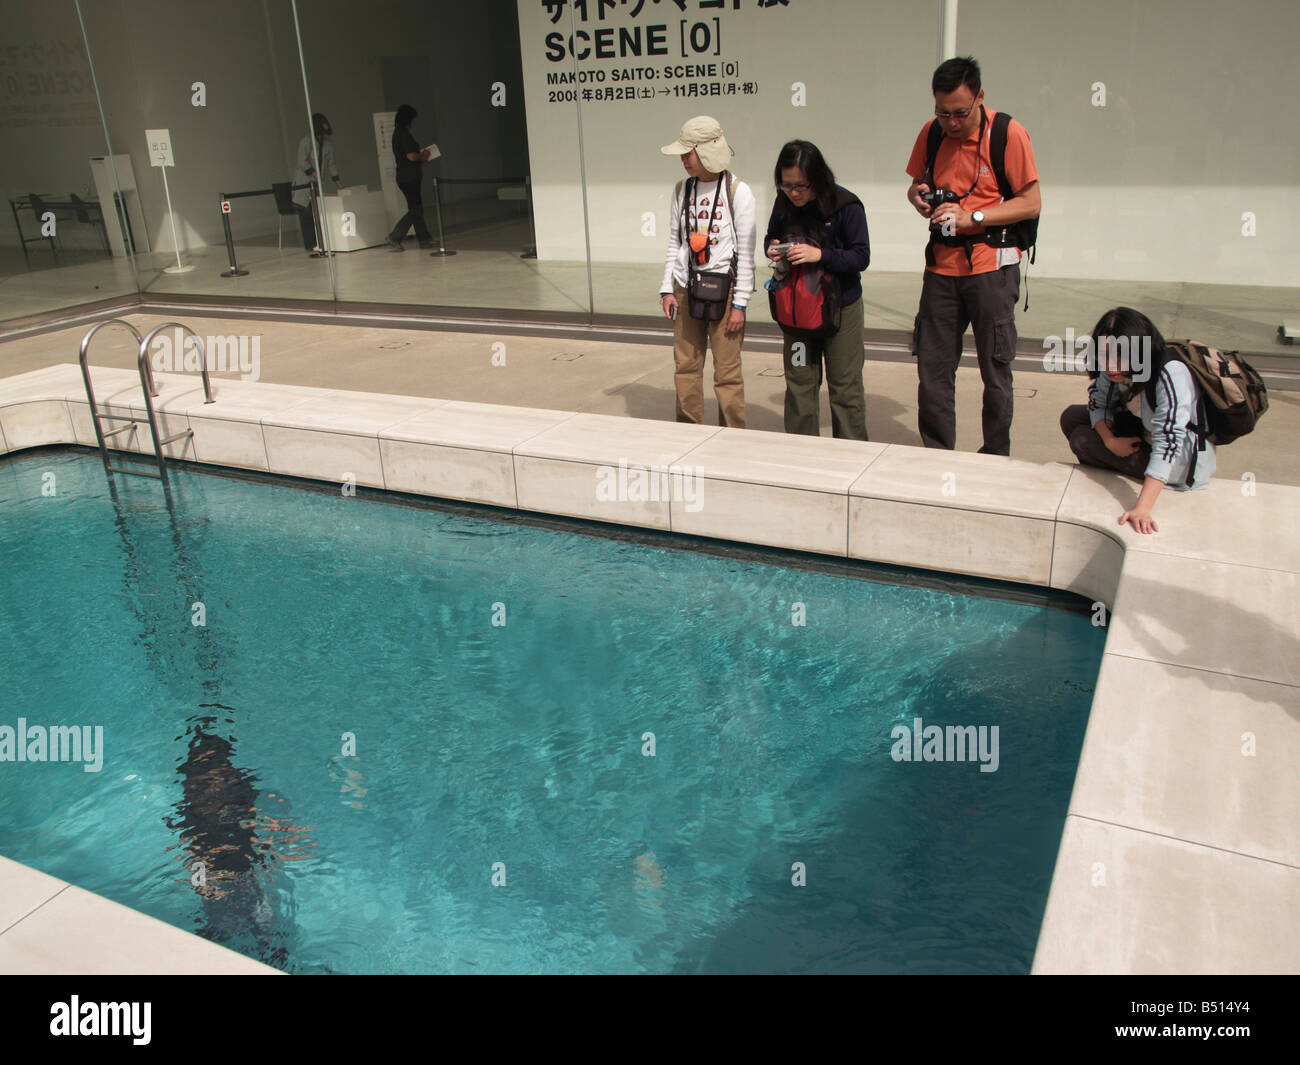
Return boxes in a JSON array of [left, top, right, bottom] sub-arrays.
[[924, 109, 1038, 263]]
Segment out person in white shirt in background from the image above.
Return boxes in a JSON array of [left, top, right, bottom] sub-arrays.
[[659, 116, 756, 428], [292, 113, 344, 257]]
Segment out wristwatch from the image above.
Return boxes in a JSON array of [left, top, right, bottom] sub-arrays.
[[972, 210, 986, 225]]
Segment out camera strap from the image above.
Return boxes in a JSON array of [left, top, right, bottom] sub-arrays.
[[923, 107, 990, 268], [682, 172, 738, 284]]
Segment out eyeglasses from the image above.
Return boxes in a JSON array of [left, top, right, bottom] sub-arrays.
[[780, 182, 811, 193], [934, 108, 973, 121]]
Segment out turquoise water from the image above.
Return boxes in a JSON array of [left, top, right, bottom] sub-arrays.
[[0, 451, 1104, 973]]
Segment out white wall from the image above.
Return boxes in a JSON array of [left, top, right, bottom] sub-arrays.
[[517, 0, 1300, 288]]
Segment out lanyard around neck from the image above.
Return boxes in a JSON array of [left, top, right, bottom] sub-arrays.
[[691, 176, 723, 233]]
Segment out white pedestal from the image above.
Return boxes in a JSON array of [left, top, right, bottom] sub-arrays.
[[321, 188, 392, 251], [89, 154, 151, 256]]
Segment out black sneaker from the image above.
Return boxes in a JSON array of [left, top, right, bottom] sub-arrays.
[[387, 238, 404, 252]]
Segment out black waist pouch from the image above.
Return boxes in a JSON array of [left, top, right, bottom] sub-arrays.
[[687, 271, 731, 321]]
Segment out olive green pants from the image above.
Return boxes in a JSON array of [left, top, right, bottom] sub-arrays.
[[781, 297, 867, 439]]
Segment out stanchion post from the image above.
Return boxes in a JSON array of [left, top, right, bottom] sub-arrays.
[[429, 176, 456, 257], [309, 181, 331, 257], [521, 174, 537, 259], [219, 194, 249, 278]]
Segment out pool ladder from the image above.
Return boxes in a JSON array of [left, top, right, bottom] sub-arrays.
[[79, 319, 215, 485]]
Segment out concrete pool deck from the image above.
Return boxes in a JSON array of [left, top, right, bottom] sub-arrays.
[[0, 347, 1296, 974]]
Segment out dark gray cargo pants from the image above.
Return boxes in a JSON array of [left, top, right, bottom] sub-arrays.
[[913, 262, 1020, 455]]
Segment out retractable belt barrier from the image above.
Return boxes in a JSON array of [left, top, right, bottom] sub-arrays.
[[218, 182, 312, 278], [217, 178, 533, 271], [428, 176, 534, 259]]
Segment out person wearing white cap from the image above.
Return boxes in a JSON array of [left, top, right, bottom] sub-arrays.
[[659, 116, 756, 428]]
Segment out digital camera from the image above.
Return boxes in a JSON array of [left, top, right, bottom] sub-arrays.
[[922, 186, 961, 210], [923, 187, 961, 232]]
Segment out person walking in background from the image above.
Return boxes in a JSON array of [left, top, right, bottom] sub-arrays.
[[292, 112, 344, 257], [658, 116, 755, 428], [906, 56, 1040, 455], [388, 104, 435, 251], [764, 140, 871, 439]]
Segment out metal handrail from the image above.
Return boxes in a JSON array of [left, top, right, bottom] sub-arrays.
[[79, 318, 218, 485], [138, 322, 216, 405], [137, 323, 215, 482], [80, 318, 145, 473]]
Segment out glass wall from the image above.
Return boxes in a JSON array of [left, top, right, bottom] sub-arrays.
[[1, 0, 1296, 357], [76, 0, 332, 305], [958, 0, 1300, 352], [293, 0, 561, 312], [0, 0, 137, 321]]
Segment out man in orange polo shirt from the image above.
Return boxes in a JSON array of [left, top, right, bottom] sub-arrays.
[[905, 56, 1040, 455]]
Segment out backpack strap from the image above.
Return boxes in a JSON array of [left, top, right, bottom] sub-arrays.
[[718, 171, 739, 285], [988, 110, 1038, 272], [923, 119, 943, 187], [678, 176, 697, 267], [1165, 341, 1210, 487], [922, 122, 942, 268], [990, 111, 1013, 203]]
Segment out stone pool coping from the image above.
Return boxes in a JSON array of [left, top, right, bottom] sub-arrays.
[[0, 362, 1295, 975]]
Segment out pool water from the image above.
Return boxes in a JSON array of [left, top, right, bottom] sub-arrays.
[[0, 451, 1104, 973]]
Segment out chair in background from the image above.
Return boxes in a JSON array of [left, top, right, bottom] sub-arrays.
[[70, 193, 112, 255], [26, 193, 61, 264], [271, 182, 297, 250]]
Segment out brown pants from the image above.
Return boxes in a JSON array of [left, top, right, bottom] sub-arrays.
[[672, 282, 746, 428]]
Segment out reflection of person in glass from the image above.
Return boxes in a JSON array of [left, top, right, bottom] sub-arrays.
[[387, 104, 435, 251], [292, 112, 344, 258]]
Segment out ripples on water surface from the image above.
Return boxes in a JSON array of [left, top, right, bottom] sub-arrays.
[[0, 453, 1104, 973]]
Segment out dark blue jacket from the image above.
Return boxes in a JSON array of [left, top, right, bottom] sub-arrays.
[[764, 185, 871, 307]]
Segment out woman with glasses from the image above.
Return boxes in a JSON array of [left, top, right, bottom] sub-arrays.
[[764, 140, 871, 439]]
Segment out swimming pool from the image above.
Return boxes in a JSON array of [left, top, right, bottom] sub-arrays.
[[0, 449, 1105, 973]]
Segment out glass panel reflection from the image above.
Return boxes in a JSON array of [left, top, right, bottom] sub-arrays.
[[75, 0, 333, 303], [0, 0, 137, 323], [297, 0, 561, 312]]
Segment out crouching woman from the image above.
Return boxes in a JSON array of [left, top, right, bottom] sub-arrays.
[[1059, 306, 1214, 534]]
